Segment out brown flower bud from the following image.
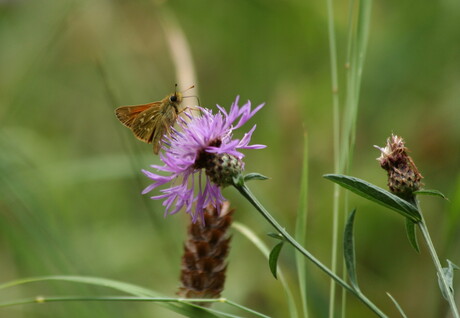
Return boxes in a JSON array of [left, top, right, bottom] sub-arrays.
[[375, 134, 423, 200], [178, 202, 233, 306]]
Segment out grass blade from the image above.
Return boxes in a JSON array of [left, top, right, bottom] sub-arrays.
[[295, 132, 309, 317], [386, 293, 408, 318], [0, 295, 269, 318], [0, 276, 219, 318], [337, 1, 374, 314]]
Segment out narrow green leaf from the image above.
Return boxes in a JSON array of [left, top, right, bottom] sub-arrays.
[[323, 174, 421, 222], [438, 260, 460, 300], [405, 218, 420, 253], [343, 209, 359, 291], [269, 242, 284, 279], [244, 173, 269, 182], [267, 232, 284, 240], [0, 276, 157, 296], [0, 276, 220, 318], [0, 296, 248, 318], [295, 131, 309, 318], [386, 292, 408, 318], [414, 189, 448, 200]]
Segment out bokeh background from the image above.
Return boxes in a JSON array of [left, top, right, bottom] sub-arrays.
[[1, 0, 460, 317]]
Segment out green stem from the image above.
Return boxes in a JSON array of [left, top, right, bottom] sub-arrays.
[[0, 296, 269, 318], [326, 0, 341, 314], [417, 207, 459, 318], [225, 299, 271, 318], [233, 182, 387, 318], [0, 296, 214, 307]]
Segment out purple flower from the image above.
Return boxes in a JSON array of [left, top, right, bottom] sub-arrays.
[[142, 96, 266, 223]]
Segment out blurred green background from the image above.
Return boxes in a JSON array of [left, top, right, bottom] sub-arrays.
[[1, 0, 460, 317]]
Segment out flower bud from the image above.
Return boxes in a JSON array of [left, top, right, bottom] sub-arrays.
[[375, 134, 423, 200], [205, 153, 243, 187]]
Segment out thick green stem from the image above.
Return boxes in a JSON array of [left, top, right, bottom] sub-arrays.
[[233, 182, 387, 318], [417, 212, 459, 318]]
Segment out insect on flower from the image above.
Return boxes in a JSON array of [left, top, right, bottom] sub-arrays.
[[142, 96, 266, 222], [115, 85, 195, 154]]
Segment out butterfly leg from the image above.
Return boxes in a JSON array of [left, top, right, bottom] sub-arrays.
[[179, 106, 202, 116]]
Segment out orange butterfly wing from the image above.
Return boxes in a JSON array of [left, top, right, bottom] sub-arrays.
[[131, 105, 164, 143], [115, 102, 159, 128], [114, 94, 181, 154]]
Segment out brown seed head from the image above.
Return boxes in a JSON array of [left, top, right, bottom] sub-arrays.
[[178, 202, 234, 306], [375, 134, 423, 200]]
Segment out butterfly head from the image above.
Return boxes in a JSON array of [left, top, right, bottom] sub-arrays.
[[169, 91, 183, 103]]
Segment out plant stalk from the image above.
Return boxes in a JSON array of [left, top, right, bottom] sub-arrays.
[[417, 213, 459, 318], [0, 296, 269, 318], [326, 0, 341, 312], [234, 182, 387, 318]]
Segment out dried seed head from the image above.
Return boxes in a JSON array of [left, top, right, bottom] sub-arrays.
[[178, 202, 234, 306], [375, 134, 423, 200]]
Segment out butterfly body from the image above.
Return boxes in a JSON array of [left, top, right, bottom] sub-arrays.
[[115, 92, 183, 154]]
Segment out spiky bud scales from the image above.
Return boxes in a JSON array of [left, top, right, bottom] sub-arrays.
[[205, 153, 243, 187], [375, 134, 423, 200]]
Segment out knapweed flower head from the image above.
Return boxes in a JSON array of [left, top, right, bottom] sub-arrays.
[[375, 134, 423, 200], [142, 96, 265, 223]]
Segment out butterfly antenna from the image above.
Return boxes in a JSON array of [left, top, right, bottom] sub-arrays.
[[181, 84, 198, 104], [181, 85, 195, 93], [183, 95, 201, 106]]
